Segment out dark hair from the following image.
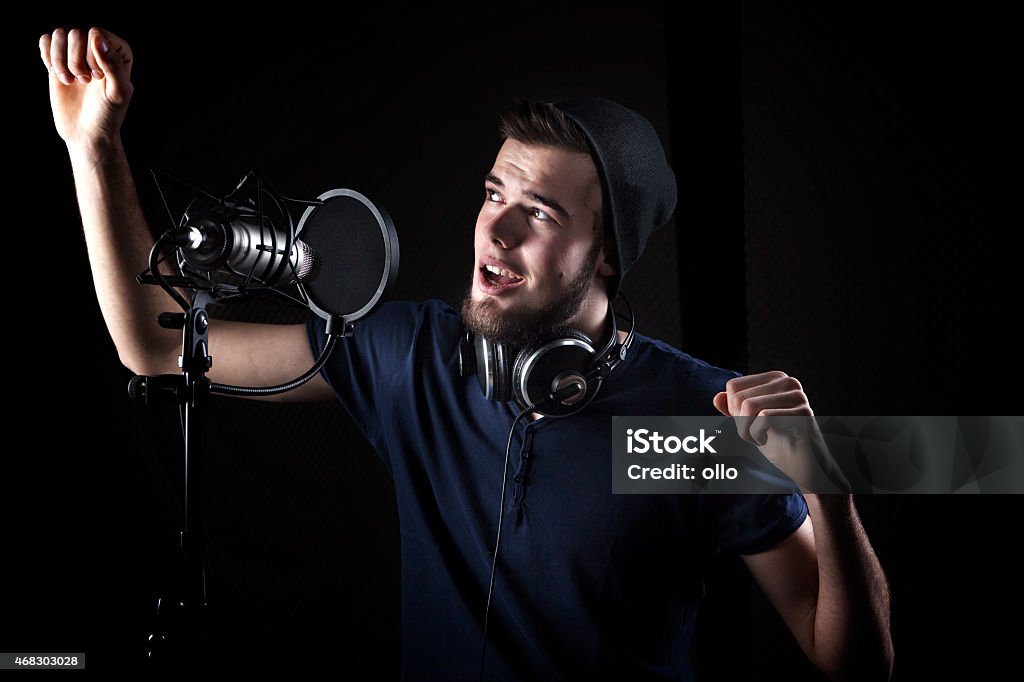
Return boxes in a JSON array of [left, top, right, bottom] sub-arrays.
[[498, 98, 592, 156], [497, 99, 617, 272]]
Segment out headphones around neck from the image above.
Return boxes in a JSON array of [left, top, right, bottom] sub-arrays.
[[459, 294, 636, 418]]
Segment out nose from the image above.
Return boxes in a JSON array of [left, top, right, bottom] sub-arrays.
[[483, 206, 525, 250]]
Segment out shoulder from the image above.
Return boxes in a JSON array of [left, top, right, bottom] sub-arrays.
[[612, 334, 740, 415], [345, 298, 461, 335], [350, 298, 462, 354], [361, 298, 460, 331], [628, 333, 741, 389], [309, 298, 461, 355]]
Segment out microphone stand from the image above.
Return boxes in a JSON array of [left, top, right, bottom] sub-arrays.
[[135, 290, 215, 674], [132, 284, 344, 674], [128, 168, 384, 672]]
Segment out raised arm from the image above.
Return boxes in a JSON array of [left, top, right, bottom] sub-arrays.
[[714, 373, 894, 680], [742, 497, 893, 681], [41, 26, 332, 402]]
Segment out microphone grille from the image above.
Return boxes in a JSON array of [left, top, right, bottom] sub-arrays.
[[294, 240, 322, 282]]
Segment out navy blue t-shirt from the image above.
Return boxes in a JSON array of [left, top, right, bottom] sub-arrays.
[[308, 299, 807, 681]]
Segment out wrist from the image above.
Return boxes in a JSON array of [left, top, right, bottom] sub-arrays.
[[805, 492, 855, 518], [66, 135, 125, 165]]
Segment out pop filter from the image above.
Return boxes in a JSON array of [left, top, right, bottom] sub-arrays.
[[295, 188, 400, 325]]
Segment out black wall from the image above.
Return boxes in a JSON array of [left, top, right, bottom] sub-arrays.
[[13, 3, 1019, 679], [739, 6, 1020, 679]]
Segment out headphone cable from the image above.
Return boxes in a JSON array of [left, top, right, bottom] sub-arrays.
[[475, 294, 634, 677], [479, 403, 534, 680]]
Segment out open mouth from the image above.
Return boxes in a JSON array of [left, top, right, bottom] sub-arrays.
[[482, 263, 525, 286], [478, 262, 526, 294]]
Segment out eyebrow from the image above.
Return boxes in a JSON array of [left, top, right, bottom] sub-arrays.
[[485, 173, 573, 220]]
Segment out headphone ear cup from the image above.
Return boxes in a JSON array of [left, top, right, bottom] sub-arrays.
[[512, 330, 597, 417], [495, 341, 515, 403], [474, 335, 516, 403], [459, 331, 476, 378]]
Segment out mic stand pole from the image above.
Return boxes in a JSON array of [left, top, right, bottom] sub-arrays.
[[139, 290, 215, 674]]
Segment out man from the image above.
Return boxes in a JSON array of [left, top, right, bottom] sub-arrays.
[[41, 26, 893, 680]]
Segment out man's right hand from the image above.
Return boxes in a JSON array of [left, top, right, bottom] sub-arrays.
[[40, 26, 333, 402], [40, 27, 134, 148]]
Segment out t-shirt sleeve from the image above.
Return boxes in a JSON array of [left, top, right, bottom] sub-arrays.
[[305, 300, 426, 448], [698, 492, 808, 555], [688, 364, 809, 555]]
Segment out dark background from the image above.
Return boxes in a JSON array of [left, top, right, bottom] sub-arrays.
[[12, 3, 1020, 679]]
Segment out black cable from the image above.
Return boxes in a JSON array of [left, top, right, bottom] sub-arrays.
[[479, 403, 534, 681], [148, 235, 190, 313], [210, 333, 339, 397], [149, 224, 338, 397]]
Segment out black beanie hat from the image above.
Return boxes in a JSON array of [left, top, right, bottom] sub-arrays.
[[551, 97, 677, 299]]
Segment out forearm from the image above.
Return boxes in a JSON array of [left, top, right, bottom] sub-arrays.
[[68, 137, 179, 374], [805, 494, 893, 680]]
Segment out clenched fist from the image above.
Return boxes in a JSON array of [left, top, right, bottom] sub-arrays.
[[40, 27, 134, 147], [714, 371, 850, 493]]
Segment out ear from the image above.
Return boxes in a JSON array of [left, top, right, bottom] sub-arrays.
[[596, 247, 617, 277]]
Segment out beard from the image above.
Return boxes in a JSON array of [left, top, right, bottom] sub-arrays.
[[461, 236, 602, 347]]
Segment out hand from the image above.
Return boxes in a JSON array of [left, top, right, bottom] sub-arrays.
[[714, 371, 850, 493], [39, 27, 134, 147]]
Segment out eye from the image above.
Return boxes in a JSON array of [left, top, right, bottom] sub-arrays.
[[485, 188, 502, 202], [529, 207, 553, 222]]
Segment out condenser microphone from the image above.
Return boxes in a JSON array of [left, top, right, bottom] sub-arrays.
[[177, 203, 321, 286], [151, 170, 399, 327]]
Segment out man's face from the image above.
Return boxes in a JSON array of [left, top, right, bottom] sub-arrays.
[[462, 138, 611, 345]]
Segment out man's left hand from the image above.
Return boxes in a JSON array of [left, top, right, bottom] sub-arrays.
[[713, 371, 850, 493]]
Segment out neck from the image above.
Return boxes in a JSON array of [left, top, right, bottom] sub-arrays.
[[571, 290, 613, 348]]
